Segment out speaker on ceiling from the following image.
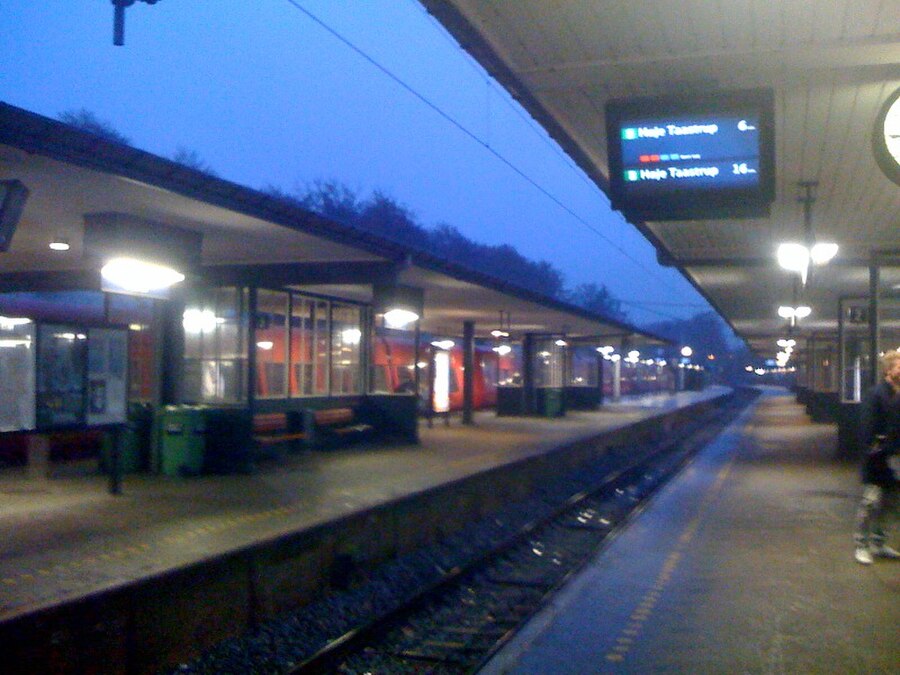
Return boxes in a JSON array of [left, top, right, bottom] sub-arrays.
[[0, 180, 29, 252]]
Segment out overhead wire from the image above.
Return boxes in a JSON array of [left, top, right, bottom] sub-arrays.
[[406, 0, 599, 194], [282, 0, 679, 289]]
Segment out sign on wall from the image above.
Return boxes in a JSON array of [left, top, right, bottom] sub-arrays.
[[0, 319, 36, 432], [86, 328, 128, 425]]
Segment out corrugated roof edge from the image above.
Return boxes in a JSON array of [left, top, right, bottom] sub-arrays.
[[0, 101, 668, 344]]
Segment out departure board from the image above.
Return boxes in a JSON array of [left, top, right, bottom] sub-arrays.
[[606, 89, 774, 221], [618, 114, 762, 192]]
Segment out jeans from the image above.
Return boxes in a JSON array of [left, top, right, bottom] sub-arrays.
[[854, 483, 898, 549]]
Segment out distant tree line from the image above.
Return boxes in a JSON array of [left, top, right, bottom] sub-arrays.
[[270, 180, 629, 321], [58, 109, 628, 321]]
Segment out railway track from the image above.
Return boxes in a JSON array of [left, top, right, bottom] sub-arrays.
[[291, 393, 755, 674]]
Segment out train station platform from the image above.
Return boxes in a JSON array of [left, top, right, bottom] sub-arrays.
[[480, 387, 899, 674], [0, 387, 730, 673], [0, 388, 726, 623]]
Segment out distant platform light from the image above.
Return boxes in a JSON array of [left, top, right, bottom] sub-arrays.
[[49, 238, 70, 251]]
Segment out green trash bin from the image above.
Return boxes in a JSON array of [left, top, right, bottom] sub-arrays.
[[159, 405, 206, 477], [540, 387, 565, 418]]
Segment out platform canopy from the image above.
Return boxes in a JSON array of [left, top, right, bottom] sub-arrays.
[[0, 103, 661, 348], [419, 0, 900, 357]]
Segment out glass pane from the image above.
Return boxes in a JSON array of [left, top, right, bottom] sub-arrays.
[[255, 290, 288, 399], [496, 342, 522, 386], [371, 327, 417, 394], [289, 295, 312, 396], [107, 294, 156, 402], [533, 339, 564, 388], [569, 346, 598, 386], [181, 286, 247, 404], [0, 318, 36, 431], [331, 303, 361, 395], [36, 325, 87, 427], [313, 300, 329, 395]]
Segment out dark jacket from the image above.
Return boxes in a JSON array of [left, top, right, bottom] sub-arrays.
[[859, 380, 900, 487]]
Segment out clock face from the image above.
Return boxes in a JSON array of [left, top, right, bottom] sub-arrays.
[[873, 86, 900, 186]]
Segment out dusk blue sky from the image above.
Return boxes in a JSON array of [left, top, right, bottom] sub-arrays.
[[0, 1, 712, 326]]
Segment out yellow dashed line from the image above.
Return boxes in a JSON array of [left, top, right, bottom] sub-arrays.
[[603, 452, 737, 665]]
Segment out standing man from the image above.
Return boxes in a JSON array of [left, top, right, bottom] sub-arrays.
[[854, 350, 900, 564]]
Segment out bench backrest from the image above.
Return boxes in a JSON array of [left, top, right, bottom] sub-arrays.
[[313, 407, 354, 427], [253, 413, 288, 433]]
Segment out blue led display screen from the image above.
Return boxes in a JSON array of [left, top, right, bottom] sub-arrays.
[[619, 114, 761, 192], [606, 89, 775, 221]]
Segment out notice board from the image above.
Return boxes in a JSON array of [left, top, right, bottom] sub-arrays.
[[0, 322, 36, 431]]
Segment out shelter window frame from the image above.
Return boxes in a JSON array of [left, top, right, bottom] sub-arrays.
[[182, 287, 249, 405]]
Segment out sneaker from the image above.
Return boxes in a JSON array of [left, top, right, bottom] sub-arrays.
[[855, 547, 874, 565], [872, 544, 900, 559]]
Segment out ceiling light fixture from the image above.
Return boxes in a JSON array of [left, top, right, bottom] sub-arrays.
[[101, 257, 185, 294]]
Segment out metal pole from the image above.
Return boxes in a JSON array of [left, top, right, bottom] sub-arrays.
[[868, 258, 880, 387], [108, 425, 122, 495], [837, 298, 846, 401], [462, 320, 475, 425]]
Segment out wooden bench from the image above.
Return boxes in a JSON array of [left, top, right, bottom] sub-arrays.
[[303, 407, 374, 446], [252, 412, 306, 448]]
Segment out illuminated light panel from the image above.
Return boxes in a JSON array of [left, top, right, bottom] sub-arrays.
[[810, 242, 839, 265], [101, 257, 185, 294], [341, 328, 362, 345], [0, 316, 32, 330], [183, 308, 219, 333], [383, 308, 419, 329]]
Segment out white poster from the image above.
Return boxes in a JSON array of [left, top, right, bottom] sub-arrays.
[[433, 351, 450, 414], [0, 321, 36, 431], [86, 328, 128, 425]]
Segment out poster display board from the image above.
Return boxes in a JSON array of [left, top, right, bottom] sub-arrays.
[[31, 324, 129, 429], [36, 324, 88, 428], [0, 319, 36, 431], [87, 328, 128, 425]]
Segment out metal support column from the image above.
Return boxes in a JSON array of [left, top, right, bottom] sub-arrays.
[[462, 320, 475, 425], [522, 333, 535, 414], [868, 260, 880, 387]]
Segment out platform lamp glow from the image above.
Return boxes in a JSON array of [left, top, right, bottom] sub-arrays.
[[777, 242, 838, 284], [374, 283, 423, 330], [101, 257, 185, 295]]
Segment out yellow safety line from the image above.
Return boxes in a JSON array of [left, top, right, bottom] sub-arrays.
[[2, 500, 306, 594], [604, 451, 737, 665]]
